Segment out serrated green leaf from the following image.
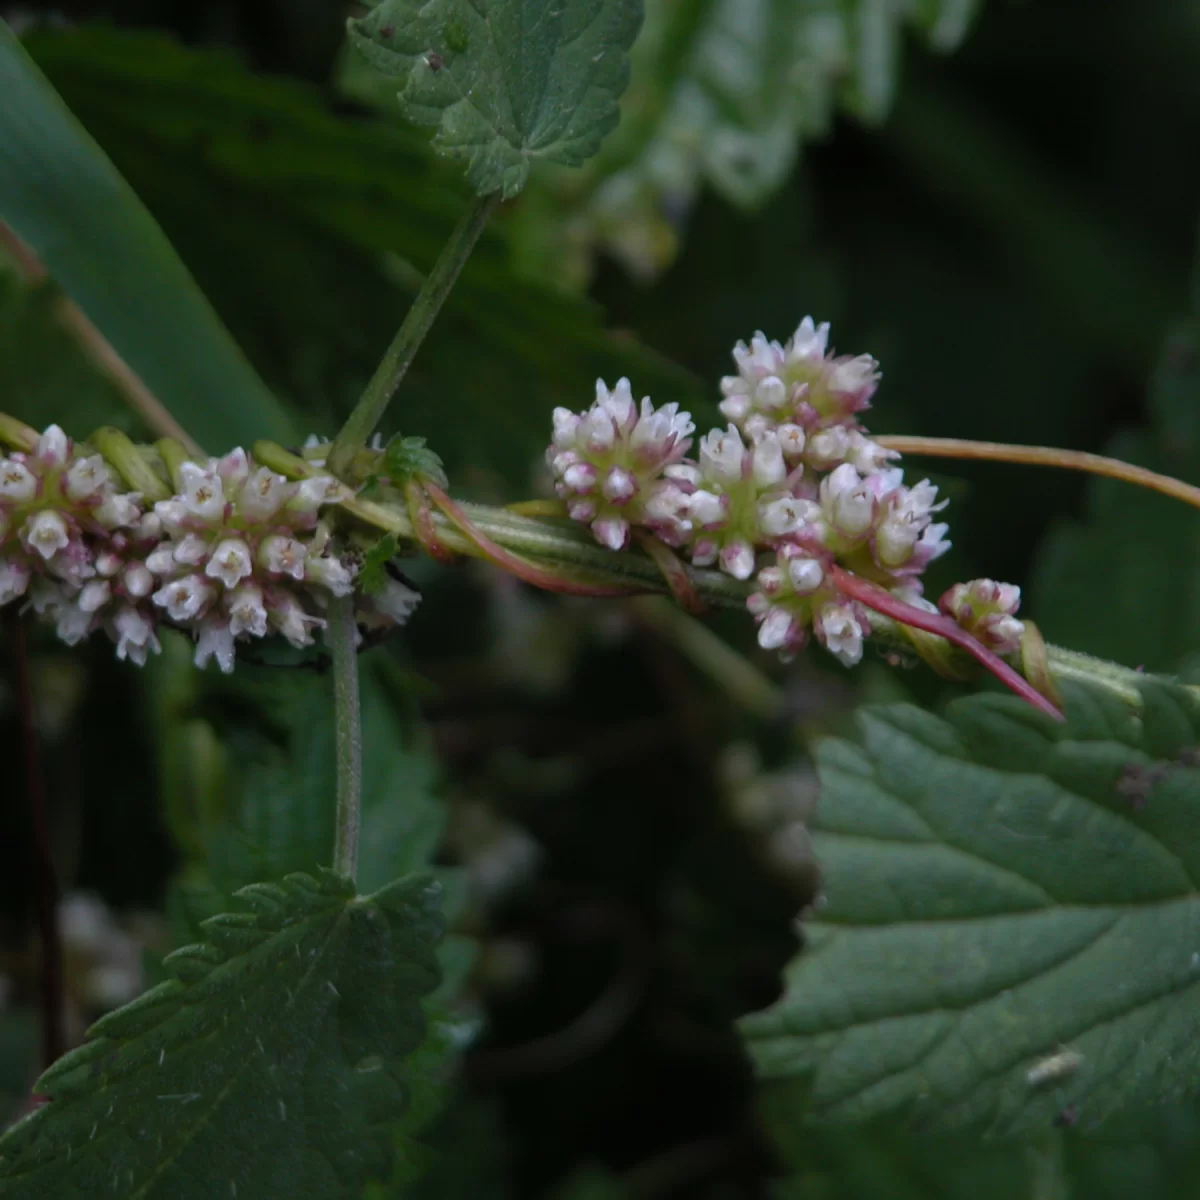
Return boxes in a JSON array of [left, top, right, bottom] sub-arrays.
[[349, 0, 643, 198], [0, 20, 294, 450], [506, 0, 983, 280], [740, 680, 1200, 1137], [0, 871, 443, 1199], [361, 534, 402, 595]]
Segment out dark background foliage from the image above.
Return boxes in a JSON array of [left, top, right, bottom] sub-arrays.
[[2, 0, 1200, 1196]]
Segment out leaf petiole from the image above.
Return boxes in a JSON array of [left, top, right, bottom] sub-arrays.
[[327, 192, 499, 477]]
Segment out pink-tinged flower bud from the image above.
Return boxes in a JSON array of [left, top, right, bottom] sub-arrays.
[[122, 562, 155, 599], [78, 580, 111, 614], [195, 617, 237, 673], [592, 515, 630, 552], [720, 538, 756, 581], [95, 550, 122, 578], [758, 606, 802, 652], [601, 467, 638, 504], [35, 426, 69, 469], [567, 496, 597, 523], [551, 407, 580, 447], [145, 545, 176, 576], [786, 555, 824, 594], [641, 481, 694, 546], [205, 538, 254, 589], [23, 510, 71, 560], [111, 605, 159, 665], [755, 565, 786, 598], [939, 578, 1023, 654], [563, 462, 598, 492], [0, 560, 31, 604], [814, 602, 867, 666]]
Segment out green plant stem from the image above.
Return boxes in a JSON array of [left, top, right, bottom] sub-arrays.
[[327, 193, 498, 477], [328, 594, 363, 882]]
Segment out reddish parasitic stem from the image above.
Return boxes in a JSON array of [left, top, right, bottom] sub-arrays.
[[634, 532, 704, 615], [423, 480, 649, 599], [830, 566, 1065, 720]]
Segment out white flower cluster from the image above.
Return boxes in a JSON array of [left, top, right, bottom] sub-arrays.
[[0, 428, 366, 671], [550, 318, 1024, 667]]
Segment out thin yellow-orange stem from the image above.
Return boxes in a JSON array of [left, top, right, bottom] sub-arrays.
[[877, 435, 1200, 511]]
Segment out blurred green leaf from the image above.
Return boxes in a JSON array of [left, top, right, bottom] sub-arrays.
[[506, 0, 983, 281], [25, 24, 699, 483], [0, 871, 443, 1199], [0, 20, 294, 450], [1032, 304, 1200, 671], [0, 270, 128, 436], [349, 0, 643, 199], [741, 680, 1200, 1136]]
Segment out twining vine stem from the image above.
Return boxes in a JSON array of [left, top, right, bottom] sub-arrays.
[[329, 594, 363, 882], [327, 192, 499, 477]]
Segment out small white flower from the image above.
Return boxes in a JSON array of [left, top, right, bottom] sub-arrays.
[[687, 490, 726, 529], [0, 459, 36, 502], [53, 599, 93, 646], [145, 545, 177, 576], [259, 534, 307, 580], [787, 316, 831, 366], [751, 432, 787, 488], [178, 462, 226, 522], [292, 475, 345, 513], [601, 467, 638, 505], [237, 468, 288, 522], [821, 464, 874, 539], [227, 584, 269, 637], [23, 510, 70, 560], [152, 575, 213, 623], [205, 537, 254, 589], [194, 618, 237, 673], [271, 594, 324, 648], [305, 554, 355, 597], [816, 603, 865, 666], [64, 455, 112, 501], [698, 427, 746, 487], [563, 462, 598, 493], [759, 496, 819, 538], [806, 426, 852, 469], [375, 576, 421, 625], [112, 606, 160, 665], [552, 407, 580, 447], [94, 493, 141, 530], [172, 533, 209, 566]]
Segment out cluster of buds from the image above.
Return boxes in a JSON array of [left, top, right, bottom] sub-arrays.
[[0, 426, 369, 672], [549, 317, 1024, 667]]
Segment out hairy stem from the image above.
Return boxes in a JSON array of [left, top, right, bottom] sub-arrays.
[[6, 611, 64, 1067], [877, 434, 1200, 511], [328, 194, 498, 476], [0, 222, 202, 455], [328, 594, 363, 882]]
